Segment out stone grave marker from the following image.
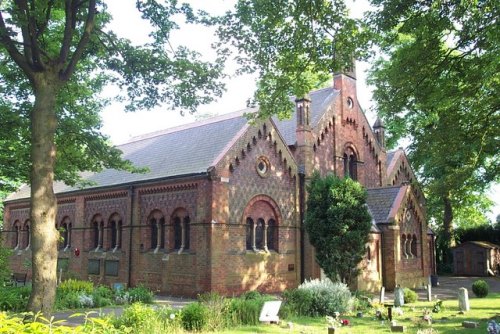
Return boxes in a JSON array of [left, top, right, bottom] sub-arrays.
[[259, 300, 282, 323], [379, 286, 385, 303], [427, 284, 432, 302], [394, 287, 405, 307], [458, 287, 470, 312]]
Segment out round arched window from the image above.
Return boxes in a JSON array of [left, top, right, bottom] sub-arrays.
[[256, 156, 270, 177], [347, 97, 354, 109]]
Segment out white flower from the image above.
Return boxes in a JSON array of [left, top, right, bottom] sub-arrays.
[[170, 313, 175, 320]]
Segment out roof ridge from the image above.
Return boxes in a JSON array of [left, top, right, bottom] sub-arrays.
[[121, 107, 258, 146]]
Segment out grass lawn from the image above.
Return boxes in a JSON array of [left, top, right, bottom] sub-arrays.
[[222, 293, 500, 334]]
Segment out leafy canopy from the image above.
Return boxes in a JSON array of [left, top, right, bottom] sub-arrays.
[[305, 173, 372, 284]]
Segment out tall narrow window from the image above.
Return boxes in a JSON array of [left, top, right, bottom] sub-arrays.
[[110, 221, 117, 249], [151, 218, 158, 249], [108, 214, 122, 250], [159, 218, 166, 249], [24, 224, 30, 249], [343, 148, 358, 180], [92, 222, 99, 249], [255, 219, 264, 250], [411, 234, 418, 257], [246, 218, 253, 250], [401, 234, 407, 259], [13, 221, 20, 249], [406, 234, 413, 258], [173, 217, 182, 250], [267, 219, 277, 251], [184, 216, 190, 250]]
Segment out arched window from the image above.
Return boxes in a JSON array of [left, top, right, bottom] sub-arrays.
[[171, 209, 190, 252], [23, 222, 30, 249], [59, 217, 71, 250], [246, 218, 253, 250], [401, 234, 407, 259], [184, 216, 190, 250], [255, 218, 264, 250], [267, 219, 277, 251], [91, 215, 103, 250], [406, 234, 412, 258], [411, 234, 418, 257], [12, 221, 20, 249], [366, 246, 371, 261], [148, 210, 165, 251], [343, 147, 358, 180], [173, 217, 182, 250], [151, 217, 158, 249], [243, 198, 280, 252], [108, 214, 122, 250]]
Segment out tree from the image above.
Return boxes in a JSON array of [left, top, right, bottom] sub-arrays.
[[367, 0, 499, 262], [305, 173, 372, 284], [212, 0, 368, 119], [0, 1, 224, 314]]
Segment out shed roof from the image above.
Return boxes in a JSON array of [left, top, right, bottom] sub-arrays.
[[453, 241, 500, 249]]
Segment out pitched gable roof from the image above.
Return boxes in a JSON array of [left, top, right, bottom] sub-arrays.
[[366, 186, 406, 224], [6, 109, 254, 201], [273, 87, 339, 145]]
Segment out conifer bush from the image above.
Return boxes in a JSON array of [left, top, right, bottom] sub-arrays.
[[472, 279, 489, 298]]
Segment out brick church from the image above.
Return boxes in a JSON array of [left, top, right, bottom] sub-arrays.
[[2, 72, 436, 295]]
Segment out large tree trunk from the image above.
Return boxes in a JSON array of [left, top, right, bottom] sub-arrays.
[[441, 194, 454, 265], [27, 74, 60, 315]]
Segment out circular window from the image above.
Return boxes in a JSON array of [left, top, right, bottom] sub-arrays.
[[347, 97, 354, 109], [256, 156, 270, 177]]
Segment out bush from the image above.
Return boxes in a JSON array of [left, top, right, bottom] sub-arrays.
[[352, 291, 374, 311], [285, 278, 352, 316], [127, 285, 154, 304], [472, 280, 489, 298], [0, 286, 31, 311], [113, 303, 182, 332], [403, 288, 418, 303], [282, 288, 314, 316], [181, 302, 208, 332], [198, 292, 230, 331], [58, 279, 93, 295], [115, 302, 157, 328], [55, 291, 88, 309], [92, 285, 114, 307]]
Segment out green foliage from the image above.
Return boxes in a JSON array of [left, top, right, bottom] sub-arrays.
[[58, 279, 94, 295], [213, 0, 368, 120], [368, 0, 500, 258], [432, 299, 443, 313], [283, 278, 352, 317], [455, 224, 500, 245], [352, 291, 374, 312], [92, 285, 114, 308], [0, 240, 12, 283], [0, 286, 31, 312], [305, 173, 372, 284], [472, 280, 489, 298], [114, 302, 158, 329], [197, 292, 230, 331], [181, 302, 208, 332], [126, 285, 154, 304], [403, 288, 418, 304]]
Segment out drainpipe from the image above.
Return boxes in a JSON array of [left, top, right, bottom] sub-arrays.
[[299, 171, 306, 283], [127, 186, 135, 288]]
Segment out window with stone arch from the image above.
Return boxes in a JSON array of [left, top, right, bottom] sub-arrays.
[[148, 210, 165, 251], [243, 196, 280, 252], [91, 214, 104, 251], [343, 146, 358, 180], [401, 234, 407, 259], [22, 220, 30, 249], [58, 217, 72, 250], [171, 208, 190, 252], [108, 213, 123, 251], [411, 234, 418, 257], [12, 220, 20, 249]]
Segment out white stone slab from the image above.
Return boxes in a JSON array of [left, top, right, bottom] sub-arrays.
[[259, 300, 282, 323]]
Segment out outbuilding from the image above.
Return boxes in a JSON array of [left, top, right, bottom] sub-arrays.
[[453, 241, 500, 276]]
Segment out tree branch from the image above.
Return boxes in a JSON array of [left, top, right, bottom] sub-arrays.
[[59, 0, 76, 63], [0, 10, 34, 80], [61, 0, 96, 81]]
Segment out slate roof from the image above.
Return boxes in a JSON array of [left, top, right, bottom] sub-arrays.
[[386, 151, 397, 168], [6, 109, 253, 201], [366, 186, 404, 224], [273, 87, 339, 145]]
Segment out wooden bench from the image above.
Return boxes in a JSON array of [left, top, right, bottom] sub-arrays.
[[11, 273, 28, 286]]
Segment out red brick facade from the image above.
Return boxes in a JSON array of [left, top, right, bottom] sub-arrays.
[[2, 74, 434, 294]]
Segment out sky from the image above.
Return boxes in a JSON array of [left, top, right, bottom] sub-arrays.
[[101, 0, 376, 145], [100, 0, 498, 222]]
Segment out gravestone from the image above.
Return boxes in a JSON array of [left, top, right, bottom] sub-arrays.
[[259, 300, 282, 323], [379, 286, 385, 303], [462, 321, 478, 328], [394, 287, 405, 307], [427, 284, 432, 302], [391, 325, 406, 332], [458, 287, 470, 312]]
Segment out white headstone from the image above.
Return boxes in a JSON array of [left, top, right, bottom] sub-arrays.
[[394, 287, 405, 307], [379, 286, 385, 303], [427, 284, 432, 302], [458, 287, 470, 311], [259, 300, 282, 323]]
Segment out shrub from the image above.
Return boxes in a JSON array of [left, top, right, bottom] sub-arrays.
[[198, 292, 230, 331], [291, 278, 352, 316], [0, 286, 31, 311], [472, 279, 489, 298], [352, 291, 374, 311], [403, 288, 418, 303], [227, 297, 262, 326], [127, 285, 154, 304], [282, 288, 314, 316], [55, 291, 86, 310], [115, 302, 157, 328], [58, 279, 93, 295], [92, 285, 114, 307], [181, 302, 208, 332]]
